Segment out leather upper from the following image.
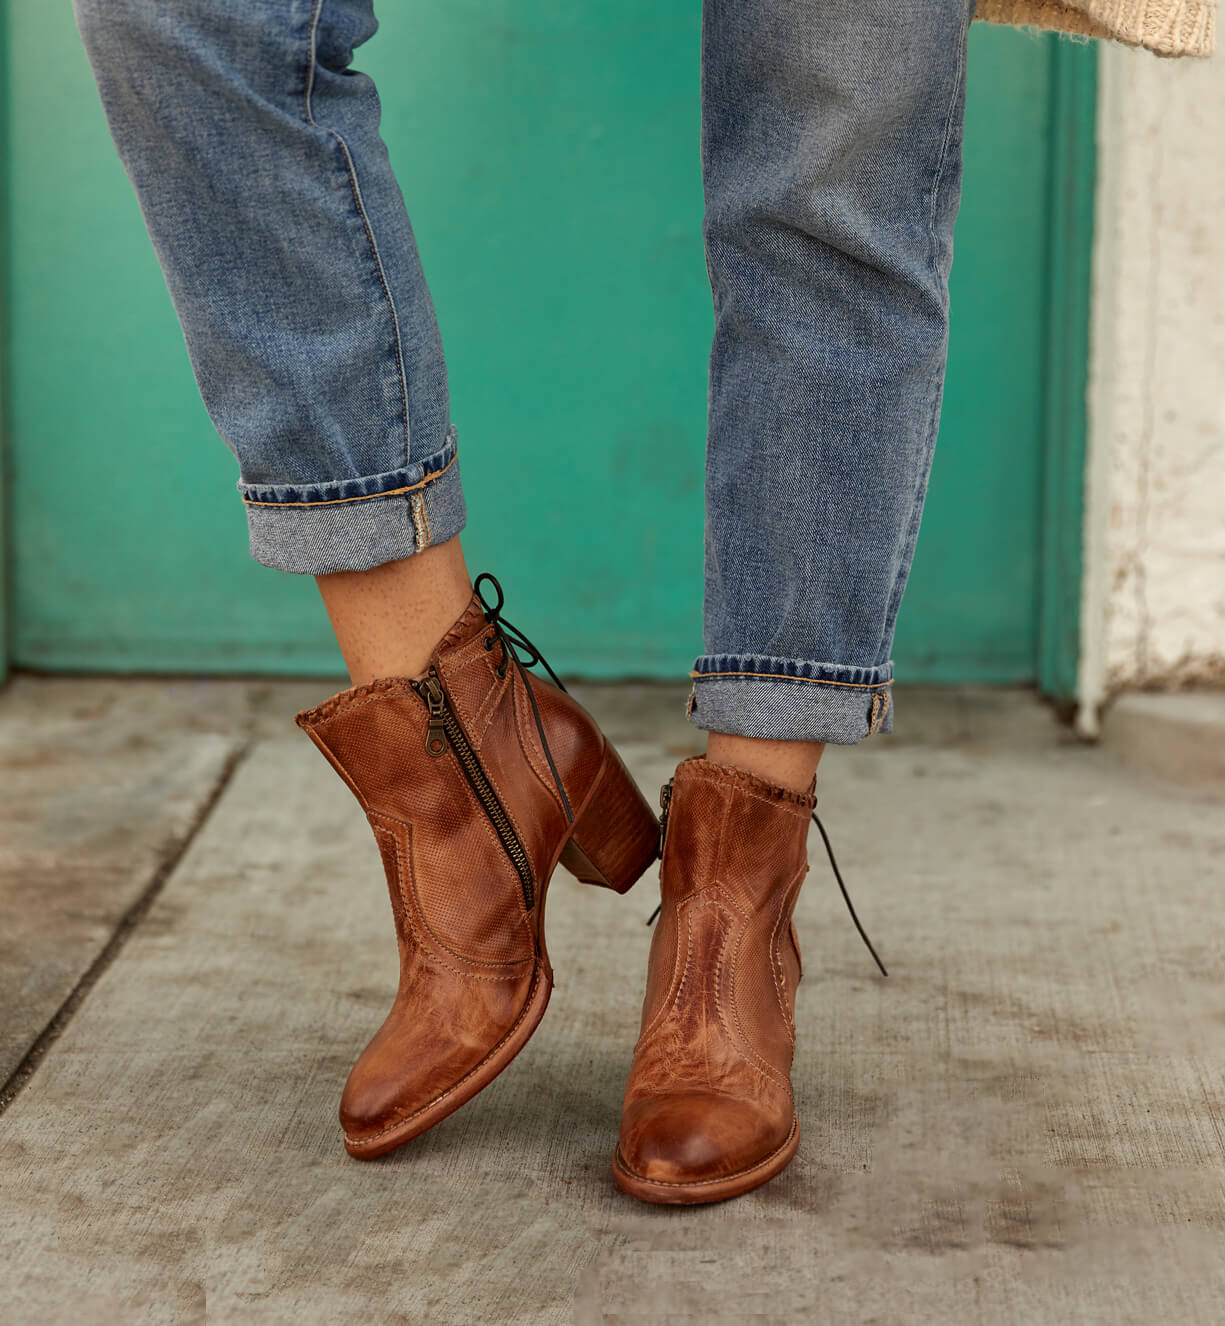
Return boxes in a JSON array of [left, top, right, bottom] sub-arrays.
[[296, 592, 610, 1146], [618, 756, 814, 1186]]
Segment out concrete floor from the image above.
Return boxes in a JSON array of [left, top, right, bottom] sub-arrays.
[[2, 676, 1224, 1324]]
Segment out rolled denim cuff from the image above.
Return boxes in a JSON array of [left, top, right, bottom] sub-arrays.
[[687, 654, 894, 745], [238, 427, 466, 575]]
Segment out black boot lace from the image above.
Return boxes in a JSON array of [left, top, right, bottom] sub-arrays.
[[645, 801, 887, 979], [474, 572, 574, 824], [812, 810, 887, 977]]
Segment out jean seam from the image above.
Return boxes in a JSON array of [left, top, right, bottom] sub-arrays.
[[303, 0, 412, 467], [410, 490, 431, 550], [241, 451, 455, 507], [880, 6, 970, 656], [925, 7, 968, 267], [690, 670, 891, 690], [867, 689, 890, 734]]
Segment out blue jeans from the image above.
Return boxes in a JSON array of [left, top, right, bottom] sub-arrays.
[[75, 0, 976, 745]]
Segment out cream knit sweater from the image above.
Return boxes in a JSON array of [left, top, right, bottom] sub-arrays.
[[979, 0, 1216, 56]]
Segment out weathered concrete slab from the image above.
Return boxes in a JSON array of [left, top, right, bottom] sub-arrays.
[[1101, 690, 1225, 799], [2, 684, 1224, 1324], [0, 677, 253, 1087]]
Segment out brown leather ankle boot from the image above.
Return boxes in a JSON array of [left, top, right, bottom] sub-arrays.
[[612, 756, 821, 1204], [297, 575, 660, 1159]]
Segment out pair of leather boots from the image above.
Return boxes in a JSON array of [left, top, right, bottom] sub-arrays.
[[296, 577, 857, 1204]]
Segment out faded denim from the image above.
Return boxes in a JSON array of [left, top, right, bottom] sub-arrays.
[[76, 0, 977, 746], [75, 0, 464, 576], [691, 0, 977, 743]]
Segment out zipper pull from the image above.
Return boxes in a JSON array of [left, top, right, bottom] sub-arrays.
[[643, 779, 674, 929], [422, 673, 448, 758], [658, 778, 673, 851]]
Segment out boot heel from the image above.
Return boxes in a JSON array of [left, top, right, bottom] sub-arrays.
[[559, 744, 660, 894]]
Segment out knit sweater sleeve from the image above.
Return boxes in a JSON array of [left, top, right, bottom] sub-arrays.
[[975, 0, 1216, 57]]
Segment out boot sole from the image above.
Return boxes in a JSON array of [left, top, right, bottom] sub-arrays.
[[610, 1114, 801, 1205]]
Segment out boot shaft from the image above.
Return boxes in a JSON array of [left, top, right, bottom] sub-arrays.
[[659, 757, 814, 913], [295, 592, 609, 963], [637, 756, 814, 1063]]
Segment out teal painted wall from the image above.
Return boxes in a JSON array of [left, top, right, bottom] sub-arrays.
[[0, 0, 10, 683], [6, 7, 1089, 683]]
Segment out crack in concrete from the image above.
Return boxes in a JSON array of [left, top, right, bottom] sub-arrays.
[[0, 740, 252, 1117]]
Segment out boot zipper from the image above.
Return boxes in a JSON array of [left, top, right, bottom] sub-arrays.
[[411, 667, 538, 911], [658, 778, 674, 853], [423, 675, 448, 757], [644, 779, 674, 929]]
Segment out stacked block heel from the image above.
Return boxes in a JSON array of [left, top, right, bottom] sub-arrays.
[[559, 744, 660, 894]]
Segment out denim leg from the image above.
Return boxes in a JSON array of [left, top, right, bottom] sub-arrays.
[[74, 0, 464, 574], [691, 0, 977, 744]]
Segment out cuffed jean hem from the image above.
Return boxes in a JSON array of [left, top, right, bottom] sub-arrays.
[[239, 427, 466, 575], [687, 654, 895, 745]]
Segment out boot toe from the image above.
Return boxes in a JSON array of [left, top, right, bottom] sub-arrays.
[[339, 961, 544, 1153], [339, 1019, 500, 1147], [617, 1093, 788, 1186], [340, 1061, 432, 1147]]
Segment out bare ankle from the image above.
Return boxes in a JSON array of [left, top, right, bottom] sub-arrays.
[[703, 732, 825, 794], [315, 537, 472, 686]]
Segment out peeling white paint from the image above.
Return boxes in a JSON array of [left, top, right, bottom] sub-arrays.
[[1078, 43, 1225, 736]]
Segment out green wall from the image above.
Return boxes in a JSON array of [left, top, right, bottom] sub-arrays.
[[0, 0, 9, 684], [4, 7, 1094, 685]]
